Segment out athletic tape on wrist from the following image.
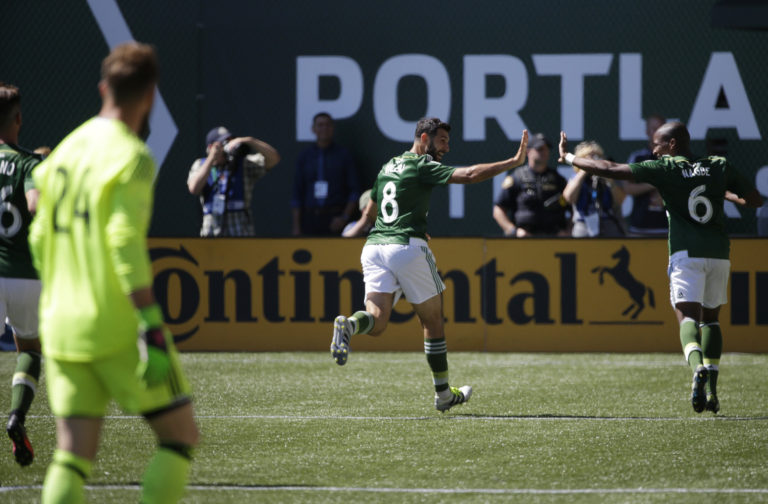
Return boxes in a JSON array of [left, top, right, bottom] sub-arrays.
[[565, 153, 576, 165]]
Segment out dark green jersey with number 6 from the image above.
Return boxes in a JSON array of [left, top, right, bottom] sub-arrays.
[[366, 151, 456, 245], [630, 155, 755, 259], [0, 143, 41, 279]]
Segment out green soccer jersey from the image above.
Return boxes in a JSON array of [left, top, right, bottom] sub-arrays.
[[630, 155, 755, 259], [29, 117, 156, 361], [366, 151, 456, 245], [0, 143, 41, 279]]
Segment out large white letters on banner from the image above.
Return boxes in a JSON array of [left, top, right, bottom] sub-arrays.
[[688, 52, 760, 140], [463, 55, 528, 141], [296, 56, 364, 141], [373, 55, 451, 142]]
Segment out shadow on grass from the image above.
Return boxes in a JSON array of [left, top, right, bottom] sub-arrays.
[[447, 413, 768, 421]]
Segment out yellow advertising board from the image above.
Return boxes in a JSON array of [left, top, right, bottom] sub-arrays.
[[148, 238, 768, 353]]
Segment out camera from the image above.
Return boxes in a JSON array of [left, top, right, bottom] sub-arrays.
[[223, 141, 249, 169]]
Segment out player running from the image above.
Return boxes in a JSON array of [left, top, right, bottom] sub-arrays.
[[331, 117, 528, 412], [558, 122, 763, 414], [29, 43, 198, 503], [0, 82, 43, 466]]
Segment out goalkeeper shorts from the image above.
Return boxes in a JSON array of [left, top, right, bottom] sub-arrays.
[[45, 342, 191, 418]]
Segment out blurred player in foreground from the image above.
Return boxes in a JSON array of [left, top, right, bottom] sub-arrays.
[[331, 117, 528, 412], [0, 82, 43, 466], [558, 122, 763, 414], [29, 42, 198, 503]]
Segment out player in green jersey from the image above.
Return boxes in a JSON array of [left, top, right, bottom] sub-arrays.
[[29, 43, 198, 504], [331, 117, 528, 412], [558, 122, 763, 414], [0, 82, 43, 466]]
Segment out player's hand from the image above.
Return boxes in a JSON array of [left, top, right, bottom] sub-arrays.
[[209, 141, 226, 165], [137, 327, 171, 386], [511, 130, 529, 168], [136, 304, 172, 387], [558, 131, 569, 163]]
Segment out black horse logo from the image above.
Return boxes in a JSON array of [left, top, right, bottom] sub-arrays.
[[591, 246, 655, 319]]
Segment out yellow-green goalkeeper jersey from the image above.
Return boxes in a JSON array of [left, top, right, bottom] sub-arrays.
[[0, 143, 41, 279], [630, 155, 755, 259], [29, 117, 156, 361], [366, 152, 456, 245]]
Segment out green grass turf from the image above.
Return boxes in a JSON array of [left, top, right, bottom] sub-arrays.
[[1, 351, 767, 503]]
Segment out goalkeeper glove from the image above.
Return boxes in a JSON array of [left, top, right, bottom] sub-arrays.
[[136, 304, 171, 386]]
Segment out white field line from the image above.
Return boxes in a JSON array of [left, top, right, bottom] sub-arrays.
[[2, 485, 768, 495], [26, 414, 768, 422]]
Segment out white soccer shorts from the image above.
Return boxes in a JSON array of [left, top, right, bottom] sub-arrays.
[[0, 277, 41, 339], [667, 250, 730, 309], [361, 237, 446, 305]]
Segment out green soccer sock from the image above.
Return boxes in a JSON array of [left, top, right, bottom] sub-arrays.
[[42, 449, 92, 504], [141, 443, 192, 504], [680, 318, 703, 372], [701, 322, 722, 395], [424, 337, 449, 394], [350, 311, 374, 335], [10, 351, 41, 421]]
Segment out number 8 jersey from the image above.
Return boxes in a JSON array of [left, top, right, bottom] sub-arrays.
[[365, 151, 456, 245], [630, 155, 755, 259]]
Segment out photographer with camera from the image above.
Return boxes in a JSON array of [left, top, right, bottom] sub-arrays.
[[492, 133, 569, 237], [188, 126, 280, 237]]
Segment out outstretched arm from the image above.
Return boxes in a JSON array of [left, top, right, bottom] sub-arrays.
[[449, 130, 528, 184], [726, 189, 764, 208], [558, 131, 635, 181]]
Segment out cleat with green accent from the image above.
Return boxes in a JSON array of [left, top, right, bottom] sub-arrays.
[[331, 315, 352, 366], [6, 412, 33, 467], [691, 365, 708, 413], [435, 385, 472, 412], [705, 393, 720, 414]]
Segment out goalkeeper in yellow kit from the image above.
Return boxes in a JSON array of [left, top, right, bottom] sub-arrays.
[[29, 42, 198, 503]]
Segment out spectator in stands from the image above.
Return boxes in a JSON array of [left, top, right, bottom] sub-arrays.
[[342, 189, 373, 238], [292, 112, 360, 236], [622, 114, 668, 236], [187, 126, 280, 237], [492, 133, 568, 237], [563, 141, 626, 237]]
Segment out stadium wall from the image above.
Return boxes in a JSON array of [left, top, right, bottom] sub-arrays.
[[149, 238, 768, 353], [3, 1, 767, 238]]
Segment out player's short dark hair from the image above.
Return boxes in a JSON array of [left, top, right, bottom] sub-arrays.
[[0, 83, 21, 131], [101, 42, 158, 105], [658, 121, 691, 150], [415, 117, 451, 138]]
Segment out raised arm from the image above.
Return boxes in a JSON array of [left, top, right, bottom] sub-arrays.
[[562, 169, 589, 205], [233, 136, 281, 170], [558, 131, 635, 181], [449, 130, 528, 184]]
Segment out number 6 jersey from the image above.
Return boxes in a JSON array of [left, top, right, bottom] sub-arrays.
[[0, 143, 41, 280], [630, 155, 755, 259], [365, 151, 456, 245]]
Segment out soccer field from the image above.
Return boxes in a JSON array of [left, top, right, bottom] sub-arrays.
[[1, 351, 767, 503]]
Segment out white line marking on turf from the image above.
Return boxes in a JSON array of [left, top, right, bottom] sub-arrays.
[[26, 414, 768, 422], [3, 485, 768, 495]]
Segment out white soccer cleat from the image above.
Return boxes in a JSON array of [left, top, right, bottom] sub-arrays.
[[330, 315, 352, 366], [435, 385, 472, 412]]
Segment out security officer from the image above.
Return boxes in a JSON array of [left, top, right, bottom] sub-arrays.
[[492, 133, 569, 237]]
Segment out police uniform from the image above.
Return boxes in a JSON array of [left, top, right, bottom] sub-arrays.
[[494, 165, 568, 235]]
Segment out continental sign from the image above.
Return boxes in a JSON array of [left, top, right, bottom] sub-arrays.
[[148, 238, 768, 353]]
